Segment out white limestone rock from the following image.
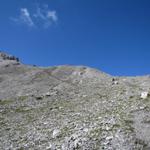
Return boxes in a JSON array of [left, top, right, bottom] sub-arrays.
[[140, 91, 149, 99], [52, 129, 61, 138]]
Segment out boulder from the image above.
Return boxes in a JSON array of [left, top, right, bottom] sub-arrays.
[[140, 91, 149, 99]]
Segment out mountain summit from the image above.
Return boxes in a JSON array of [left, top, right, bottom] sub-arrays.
[[0, 52, 150, 150], [0, 51, 19, 62]]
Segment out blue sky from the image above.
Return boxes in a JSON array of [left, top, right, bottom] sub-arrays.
[[0, 0, 150, 76]]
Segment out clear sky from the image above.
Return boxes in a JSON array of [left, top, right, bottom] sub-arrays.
[[0, 0, 150, 76]]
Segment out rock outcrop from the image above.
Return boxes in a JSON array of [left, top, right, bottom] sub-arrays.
[[0, 52, 150, 150]]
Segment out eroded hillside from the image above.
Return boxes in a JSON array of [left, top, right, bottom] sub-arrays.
[[0, 52, 150, 150]]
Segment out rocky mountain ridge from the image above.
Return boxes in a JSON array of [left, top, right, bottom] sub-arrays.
[[0, 52, 150, 150]]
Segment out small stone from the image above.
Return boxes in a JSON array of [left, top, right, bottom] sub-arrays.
[[105, 125, 111, 131], [45, 92, 51, 96], [140, 91, 149, 99], [114, 81, 119, 85], [106, 136, 113, 141], [74, 139, 80, 148], [46, 143, 56, 150], [112, 78, 119, 85], [61, 143, 67, 150], [82, 95, 87, 98], [139, 106, 145, 110], [83, 128, 89, 132], [52, 129, 61, 138]]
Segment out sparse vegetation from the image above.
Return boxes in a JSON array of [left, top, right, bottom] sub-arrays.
[[0, 52, 150, 149]]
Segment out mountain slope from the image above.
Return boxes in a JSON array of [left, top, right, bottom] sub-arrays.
[[0, 52, 150, 150]]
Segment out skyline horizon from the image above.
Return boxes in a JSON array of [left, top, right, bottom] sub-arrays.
[[1, 50, 150, 77], [0, 0, 150, 76]]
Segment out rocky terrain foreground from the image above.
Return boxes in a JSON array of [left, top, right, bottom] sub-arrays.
[[0, 52, 150, 150]]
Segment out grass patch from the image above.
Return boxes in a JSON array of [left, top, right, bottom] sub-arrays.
[[124, 119, 134, 124], [18, 96, 28, 101], [0, 99, 12, 105], [89, 128, 102, 138], [15, 106, 31, 113]]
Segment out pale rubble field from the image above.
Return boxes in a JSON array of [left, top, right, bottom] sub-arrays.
[[0, 52, 150, 150]]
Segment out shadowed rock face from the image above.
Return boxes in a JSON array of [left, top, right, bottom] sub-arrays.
[[0, 52, 150, 150]]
